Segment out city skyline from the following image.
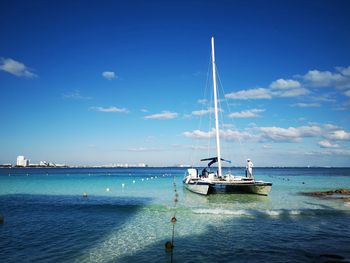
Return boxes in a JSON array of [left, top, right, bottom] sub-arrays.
[[1, 0, 350, 167]]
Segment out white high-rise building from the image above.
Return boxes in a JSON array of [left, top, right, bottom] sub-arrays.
[[16, 156, 29, 167]]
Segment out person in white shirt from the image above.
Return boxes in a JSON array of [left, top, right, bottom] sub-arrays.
[[246, 159, 254, 179]]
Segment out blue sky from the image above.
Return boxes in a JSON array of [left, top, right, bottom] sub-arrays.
[[1, 0, 350, 167]]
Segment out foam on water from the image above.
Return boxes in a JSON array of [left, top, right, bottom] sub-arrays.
[[192, 208, 304, 218], [193, 208, 253, 216]]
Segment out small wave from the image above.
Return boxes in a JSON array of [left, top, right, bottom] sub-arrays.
[[193, 208, 252, 216], [290, 210, 301, 215], [263, 210, 281, 216], [258, 209, 302, 217], [192, 208, 304, 218]]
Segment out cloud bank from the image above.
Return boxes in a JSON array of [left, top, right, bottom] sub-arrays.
[[225, 66, 350, 100], [183, 124, 350, 145]]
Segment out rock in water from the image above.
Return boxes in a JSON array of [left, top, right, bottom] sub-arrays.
[[303, 189, 350, 197]]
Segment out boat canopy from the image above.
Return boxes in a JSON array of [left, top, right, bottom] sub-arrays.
[[200, 157, 231, 167]]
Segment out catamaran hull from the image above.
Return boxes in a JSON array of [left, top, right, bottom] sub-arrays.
[[210, 182, 272, 196], [183, 180, 211, 195]]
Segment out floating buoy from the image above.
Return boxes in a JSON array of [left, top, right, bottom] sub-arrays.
[[171, 216, 177, 224], [132, 180, 135, 183], [165, 241, 174, 250], [302, 182, 305, 184], [141, 178, 144, 181], [121, 183, 125, 188], [83, 192, 88, 198], [106, 188, 110, 192]]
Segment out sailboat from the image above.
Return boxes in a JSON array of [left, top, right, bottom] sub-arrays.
[[183, 37, 272, 196]]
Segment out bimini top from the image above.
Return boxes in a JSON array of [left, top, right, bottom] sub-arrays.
[[200, 157, 231, 167]]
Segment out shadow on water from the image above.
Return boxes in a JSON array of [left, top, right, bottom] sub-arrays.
[[113, 207, 350, 263], [0, 194, 152, 263], [182, 188, 271, 207]]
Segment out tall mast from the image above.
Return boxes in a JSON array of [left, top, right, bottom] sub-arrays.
[[211, 37, 222, 177]]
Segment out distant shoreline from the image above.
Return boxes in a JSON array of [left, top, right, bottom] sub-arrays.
[[1, 166, 350, 169]]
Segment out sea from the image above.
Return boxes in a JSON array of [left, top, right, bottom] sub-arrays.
[[0, 167, 349, 263]]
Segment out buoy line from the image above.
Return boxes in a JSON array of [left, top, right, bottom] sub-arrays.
[[82, 172, 174, 200], [165, 175, 178, 262]]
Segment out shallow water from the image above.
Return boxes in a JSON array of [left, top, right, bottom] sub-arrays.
[[0, 167, 349, 262]]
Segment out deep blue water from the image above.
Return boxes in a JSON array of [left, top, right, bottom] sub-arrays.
[[0, 167, 350, 262]]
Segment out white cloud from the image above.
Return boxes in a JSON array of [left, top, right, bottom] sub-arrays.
[[270, 79, 301, 89], [91, 106, 128, 113], [102, 71, 117, 80], [182, 124, 350, 149], [183, 128, 254, 141], [144, 111, 178, 120], [225, 66, 350, 102], [262, 144, 273, 149], [191, 107, 222, 116], [302, 68, 350, 89], [318, 140, 339, 148], [220, 129, 255, 141], [183, 129, 215, 139], [225, 88, 272, 100], [229, 109, 265, 118], [291, 103, 321, 108], [336, 66, 350, 77], [305, 149, 350, 156], [192, 108, 212, 116], [225, 81, 308, 100], [325, 130, 350, 141], [126, 147, 162, 152], [256, 124, 350, 143], [197, 99, 208, 104], [62, 90, 91, 100], [0, 57, 37, 78], [273, 88, 309, 97], [256, 125, 322, 142]]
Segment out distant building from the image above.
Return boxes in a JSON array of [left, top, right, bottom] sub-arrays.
[[16, 156, 29, 167]]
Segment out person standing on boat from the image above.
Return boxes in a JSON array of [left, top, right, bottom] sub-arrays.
[[246, 159, 254, 178]]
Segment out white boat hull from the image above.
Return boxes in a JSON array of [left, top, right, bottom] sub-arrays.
[[210, 181, 272, 196], [183, 175, 272, 196], [183, 179, 211, 195]]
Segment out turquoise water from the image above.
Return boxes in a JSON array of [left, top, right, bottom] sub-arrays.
[[0, 167, 350, 262]]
